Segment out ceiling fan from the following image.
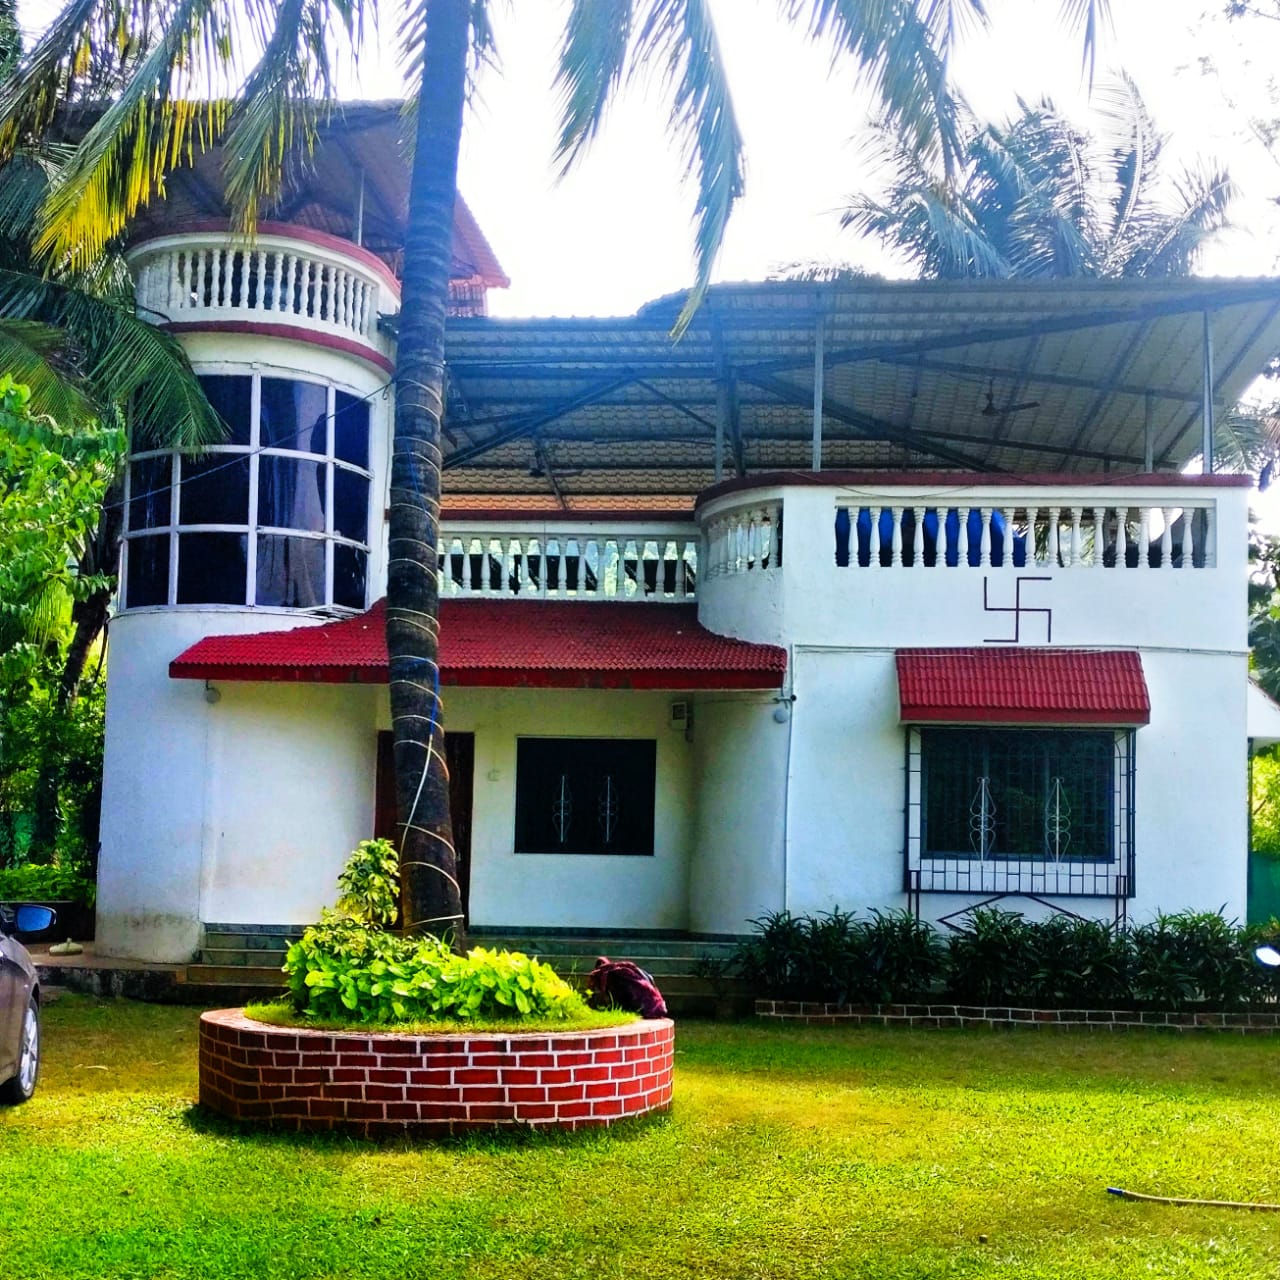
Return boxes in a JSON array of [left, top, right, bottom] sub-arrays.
[[981, 380, 1040, 417]]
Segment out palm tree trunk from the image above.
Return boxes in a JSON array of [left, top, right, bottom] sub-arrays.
[[389, 0, 469, 943]]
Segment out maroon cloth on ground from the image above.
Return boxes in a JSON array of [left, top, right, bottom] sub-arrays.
[[586, 956, 669, 1018]]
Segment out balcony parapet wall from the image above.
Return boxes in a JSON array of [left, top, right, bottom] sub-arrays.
[[128, 223, 398, 370], [695, 474, 1250, 652]]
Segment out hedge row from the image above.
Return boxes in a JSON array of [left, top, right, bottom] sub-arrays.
[[731, 908, 1280, 1010]]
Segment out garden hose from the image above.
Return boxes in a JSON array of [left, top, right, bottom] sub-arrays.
[[1107, 1187, 1280, 1212]]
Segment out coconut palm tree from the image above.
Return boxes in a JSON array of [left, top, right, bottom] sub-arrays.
[[845, 74, 1234, 279], [0, 0, 1112, 938]]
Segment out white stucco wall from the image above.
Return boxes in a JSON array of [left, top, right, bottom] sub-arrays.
[[783, 646, 1248, 927], [688, 696, 789, 935], [378, 688, 697, 931], [199, 681, 379, 927], [97, 608, 333, 959]]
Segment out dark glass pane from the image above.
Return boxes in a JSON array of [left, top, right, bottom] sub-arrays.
[[128, 457, 172, 531], [176, 532, 247, 604], [179, 454, 250, 526], [255, 535, 326, 608], [198, 375, 252, 447], [258, 456, 327, 532], [334, 392, 369, 468], [515, 738, 656, 855], [260, 378, 327, 452], [333, 469, 369, 542], [334, 545, 367, 609], [125, 535, 169, 607], [922, 728, 1112, 861]]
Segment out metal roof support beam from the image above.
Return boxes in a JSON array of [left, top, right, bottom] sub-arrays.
[[444, 373, 640, 469], [1158, 301, 1280, 466], [812, 312, 825, 471], [1203, 309, 1216, 474], [738, 285, 1280, 381], [1056, 320, 1153, 466], [739, 370, 993, 471], [873, 354, 1200, 405]]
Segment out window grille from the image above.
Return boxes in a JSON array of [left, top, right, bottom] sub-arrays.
[[904, 726, 1135, 898]]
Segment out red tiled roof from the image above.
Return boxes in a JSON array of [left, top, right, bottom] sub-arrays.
[[169, 600, 786, 690], [896, 648, 1150, 726]]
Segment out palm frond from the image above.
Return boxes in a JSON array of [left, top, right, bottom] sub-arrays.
[[1058, 0, 1113, 89], [1121, 165, 1235, 279], [221, 0, 368, 230], [779, 0, 969, 179], [553, 0, 633, 174], [0, 318, 93, 425], [0, 269, 222, 448]]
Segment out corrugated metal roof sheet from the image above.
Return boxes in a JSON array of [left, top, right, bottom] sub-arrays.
[[169, 600, 787, 690], [895, 647, 1150, 726], [442, 277, 1280, 502]]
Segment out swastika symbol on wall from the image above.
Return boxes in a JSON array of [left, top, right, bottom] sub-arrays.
[[982, 575, 1053, 643]]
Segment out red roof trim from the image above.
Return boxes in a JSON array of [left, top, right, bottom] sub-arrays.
[[698, 469, 1250, 511], [896, 647, 1150, 727], [162, 320, 394, 374]]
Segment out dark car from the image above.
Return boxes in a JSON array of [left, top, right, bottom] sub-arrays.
[[0, 904, 54, 1104]]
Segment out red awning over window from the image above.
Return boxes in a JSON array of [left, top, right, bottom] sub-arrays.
[[895, 648, 1150, 727]]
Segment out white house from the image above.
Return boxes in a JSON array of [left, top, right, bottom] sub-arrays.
[[93, 107, 1280, 962]]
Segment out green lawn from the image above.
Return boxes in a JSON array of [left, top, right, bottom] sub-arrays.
[[5, 997, 1280, 1279]]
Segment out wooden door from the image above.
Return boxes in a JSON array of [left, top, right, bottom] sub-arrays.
[[375, 730, 475, 925]]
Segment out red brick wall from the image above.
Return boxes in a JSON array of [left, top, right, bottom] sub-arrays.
[[757, 1000, 1280, 1032], [199, 1010, 675, 1135]]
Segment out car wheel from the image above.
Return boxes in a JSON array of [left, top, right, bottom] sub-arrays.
[[0, 996, 39, 1104]]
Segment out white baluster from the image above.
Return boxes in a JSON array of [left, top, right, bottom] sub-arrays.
[[254, 250, 266, 309], [283, 255, 297, 313], [1204, 504, 1216, 567], [217, 250, 229, 307], [1160, 508, 1174, 570], [1047, 507, 1060, 566], [1069, 507, 1083, 568], [939, 507, 953, 569], [912, 506, 925, 569], [890, 506, 904, 567], [765, 510, 778, 569], [1115, 508, 1128, 569], [1093, 507, 1105, 569], [271, 251, 283, 313], [1182, 507, 1196, 569], [957, 507, 971, 568], [1025, 507, 1039, 567], [978, 507, 992, 567], [1002, 508, 1016, 569], [1138, 508, 1151, 567]]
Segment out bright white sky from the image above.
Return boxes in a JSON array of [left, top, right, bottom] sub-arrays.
[[17, 0, 1280, 317]]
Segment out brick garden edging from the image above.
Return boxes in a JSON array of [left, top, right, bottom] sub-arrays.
[[199, 1009, 674, 1135], [756, 1000, 1280, 1032]]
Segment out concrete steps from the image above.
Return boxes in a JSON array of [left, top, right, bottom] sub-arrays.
[[190, 927, 751, 1016]]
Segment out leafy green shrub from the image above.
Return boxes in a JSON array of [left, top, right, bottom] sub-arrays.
[[0, 861, 95, 906], [735, 908, 946, 1004], [859, 909, 946, 1003], [946, 908, 1041, 1005], [1129, 911, 1259, 1009], [335, 838, 399, 926], [284, 919, 590, 1024], [1026, 916, 1132, 1008]]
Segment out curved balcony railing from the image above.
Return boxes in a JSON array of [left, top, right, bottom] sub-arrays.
[[128, 225, 398, 357]]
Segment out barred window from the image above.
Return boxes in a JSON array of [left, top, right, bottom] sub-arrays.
[[905, 726, 1135, 899], [514, 738, 656, 856]]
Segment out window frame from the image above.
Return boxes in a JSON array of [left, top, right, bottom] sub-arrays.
[[904, 724, 1136, 899], [121, 369, 374, 611]]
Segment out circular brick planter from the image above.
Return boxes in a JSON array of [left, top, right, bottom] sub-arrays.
[[199, 1009, 674, 1136]]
